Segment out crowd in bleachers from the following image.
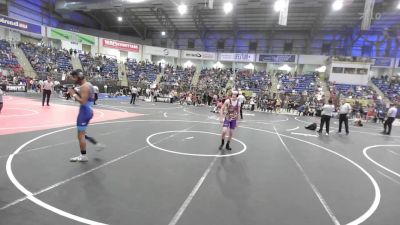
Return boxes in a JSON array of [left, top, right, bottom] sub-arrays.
[[19, 42, 72, 77], [329, 83, 376, 100], [0, 40, 24, 78], [372, 76, 400, 104], [79, 53, 118, 81], [159, 65, 195, 91], [235, 70, 271, 94], [125, 59, 159, 84], [198, 68, 232, 92], [277, 73, 318, 94]]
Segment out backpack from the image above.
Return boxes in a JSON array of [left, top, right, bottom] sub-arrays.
[[305, 123, 317, 130]]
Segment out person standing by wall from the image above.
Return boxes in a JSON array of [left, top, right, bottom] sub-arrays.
[[318, 99, 334, 136], [338, 99, 352, 135], [382, 103, 398, 135], [42, 76, 54, 106]]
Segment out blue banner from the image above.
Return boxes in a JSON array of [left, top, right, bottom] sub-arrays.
[[372, 58, 392, 67], [0, 15, 41, 34], [258, 54, 296, 63]]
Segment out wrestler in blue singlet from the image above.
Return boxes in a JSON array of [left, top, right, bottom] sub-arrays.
[[77, 84, 95, 131]]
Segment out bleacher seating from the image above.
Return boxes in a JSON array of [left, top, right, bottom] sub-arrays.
[[126, 59, 159, 83], [160, 65, 194, 87], [278, 74, 316, 94], [372, 78, 400, 103], [235, 70, 270, 93], [0, 40, 23, 76], [79, 54, 119, 81], [20, 42, 72, 77], [198, 68, 232, 91], [333, 84, 375, 99]]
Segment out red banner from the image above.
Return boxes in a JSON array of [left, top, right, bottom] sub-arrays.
[[102, 39, 140, 52]]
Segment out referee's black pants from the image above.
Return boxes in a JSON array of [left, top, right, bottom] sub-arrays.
[[318, 115, 331, 133], [338, 114, 349, 134], [42, 90, 51, 106], [130, 93, 137, 104], [384, 117, 395, 135], [240, 103, 244, 119]]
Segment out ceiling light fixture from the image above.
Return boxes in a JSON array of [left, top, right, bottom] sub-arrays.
[[332, 0, 343, 11], [223, 2, 233, 14], [178, 4, 187, 15], [117, 16, 123, 22], [274, 0, 285, 12], [397, 1, 400, 9], [161, 31, 166, 36]]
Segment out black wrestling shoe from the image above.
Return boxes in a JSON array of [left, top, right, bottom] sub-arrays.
[[225, 145, 232, 151]]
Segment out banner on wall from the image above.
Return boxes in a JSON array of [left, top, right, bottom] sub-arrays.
[[258, 54, 296, 63], [182, 50, 217, 60], [102, 39, 140, 52], [48, 27, 95, 45], [371, 57, 393, 67], [0, 15, 41, 34], [143, 46, 179, 57], [218, 53, 255, 62], [6, 84, 27, 92]]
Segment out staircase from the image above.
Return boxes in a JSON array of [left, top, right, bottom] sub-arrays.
[[118, 62, 128, 87], [156, 74, 162, 84], [318, 75, 331, 101], [226, 73, 236, 89], [191, 72, 200, 87], [368, 80, 391, 104], [71, 56, 83, 70], [12, 47, 37, 79], [271, 73, 278, 93]]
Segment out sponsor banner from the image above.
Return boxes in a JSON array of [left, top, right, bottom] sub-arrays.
[[143, 45, 179, 57], [6, 84, 26, 92], [0, 15, 41, 34], [48, 27, 96, 45], [102, 39, 140, 52], [218, 53, 255, 62], [258, 54, 297, 63], [182, 50, 217, 60], [372, 57, 393, 67]]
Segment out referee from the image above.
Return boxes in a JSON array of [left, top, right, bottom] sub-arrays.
[[337, 99, 352, 135], [382, 103, 398, 135], [42, 76, 54, 106]]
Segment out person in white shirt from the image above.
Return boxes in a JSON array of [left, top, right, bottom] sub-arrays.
[[338, 99, 352, 135], [130, 86, 138, 104], [93, 85, 99, 105], [237, 92, 245, 119], [318, 99, 334, 135], [383, 104, 398, 135], [42, 76, 54, 106]]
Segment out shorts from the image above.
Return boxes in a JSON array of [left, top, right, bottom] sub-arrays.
[[223, 119, 237, 130], [77, 107, 93, 132]]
